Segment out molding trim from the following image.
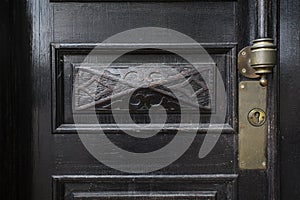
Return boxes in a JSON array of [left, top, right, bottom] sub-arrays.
[[53, 174, 238, 200], [51, 43, 237, 133]]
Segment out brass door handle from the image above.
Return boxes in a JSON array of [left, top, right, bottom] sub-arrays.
[[238, 38, 277, 86]]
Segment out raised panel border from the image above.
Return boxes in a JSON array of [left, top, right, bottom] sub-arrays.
[[51, 43, 237, 134], [52, 174, 238, 200], [72, 191, 217, 200], [50, 0, 237, 2]]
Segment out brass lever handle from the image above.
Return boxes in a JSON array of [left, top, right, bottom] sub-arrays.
[[238, 38, 277, 86]]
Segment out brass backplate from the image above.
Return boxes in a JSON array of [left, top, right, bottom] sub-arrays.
[[239, 81, 267, 170], [238, 47, 260, 79]]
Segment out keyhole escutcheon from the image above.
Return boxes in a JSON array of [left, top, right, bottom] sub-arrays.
[[248, 108, 266, 127]]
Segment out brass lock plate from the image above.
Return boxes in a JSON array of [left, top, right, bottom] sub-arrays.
[[239, 81, 267, 170]]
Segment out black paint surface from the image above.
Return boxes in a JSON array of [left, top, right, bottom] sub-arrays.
[[280, 0, 300, 198], [3, 0, 300, 199]]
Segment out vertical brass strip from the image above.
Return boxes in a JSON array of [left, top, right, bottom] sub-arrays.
[[239, 81, 267, 169]]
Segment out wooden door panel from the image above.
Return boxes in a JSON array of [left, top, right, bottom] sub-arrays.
[[47, 2, 239, 199], [50, 45, 237, 173], [53, 134, 236, 174], [25, 0, 278, 199], [0, 0, 282, 199], [40, 1, 237, 200], [52, 2, 236, 43], [53, 175, 237, 200], [51, 44, 236, 132]]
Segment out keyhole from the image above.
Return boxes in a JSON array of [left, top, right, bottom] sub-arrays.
[[248, 108, 266, 127], [254, 112, 260, 123]]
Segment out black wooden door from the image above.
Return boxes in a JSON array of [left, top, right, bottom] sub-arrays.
[[2, 0, 281, 199]]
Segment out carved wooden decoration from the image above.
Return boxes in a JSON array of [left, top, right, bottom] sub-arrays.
[[73, 63, 214, 113]]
